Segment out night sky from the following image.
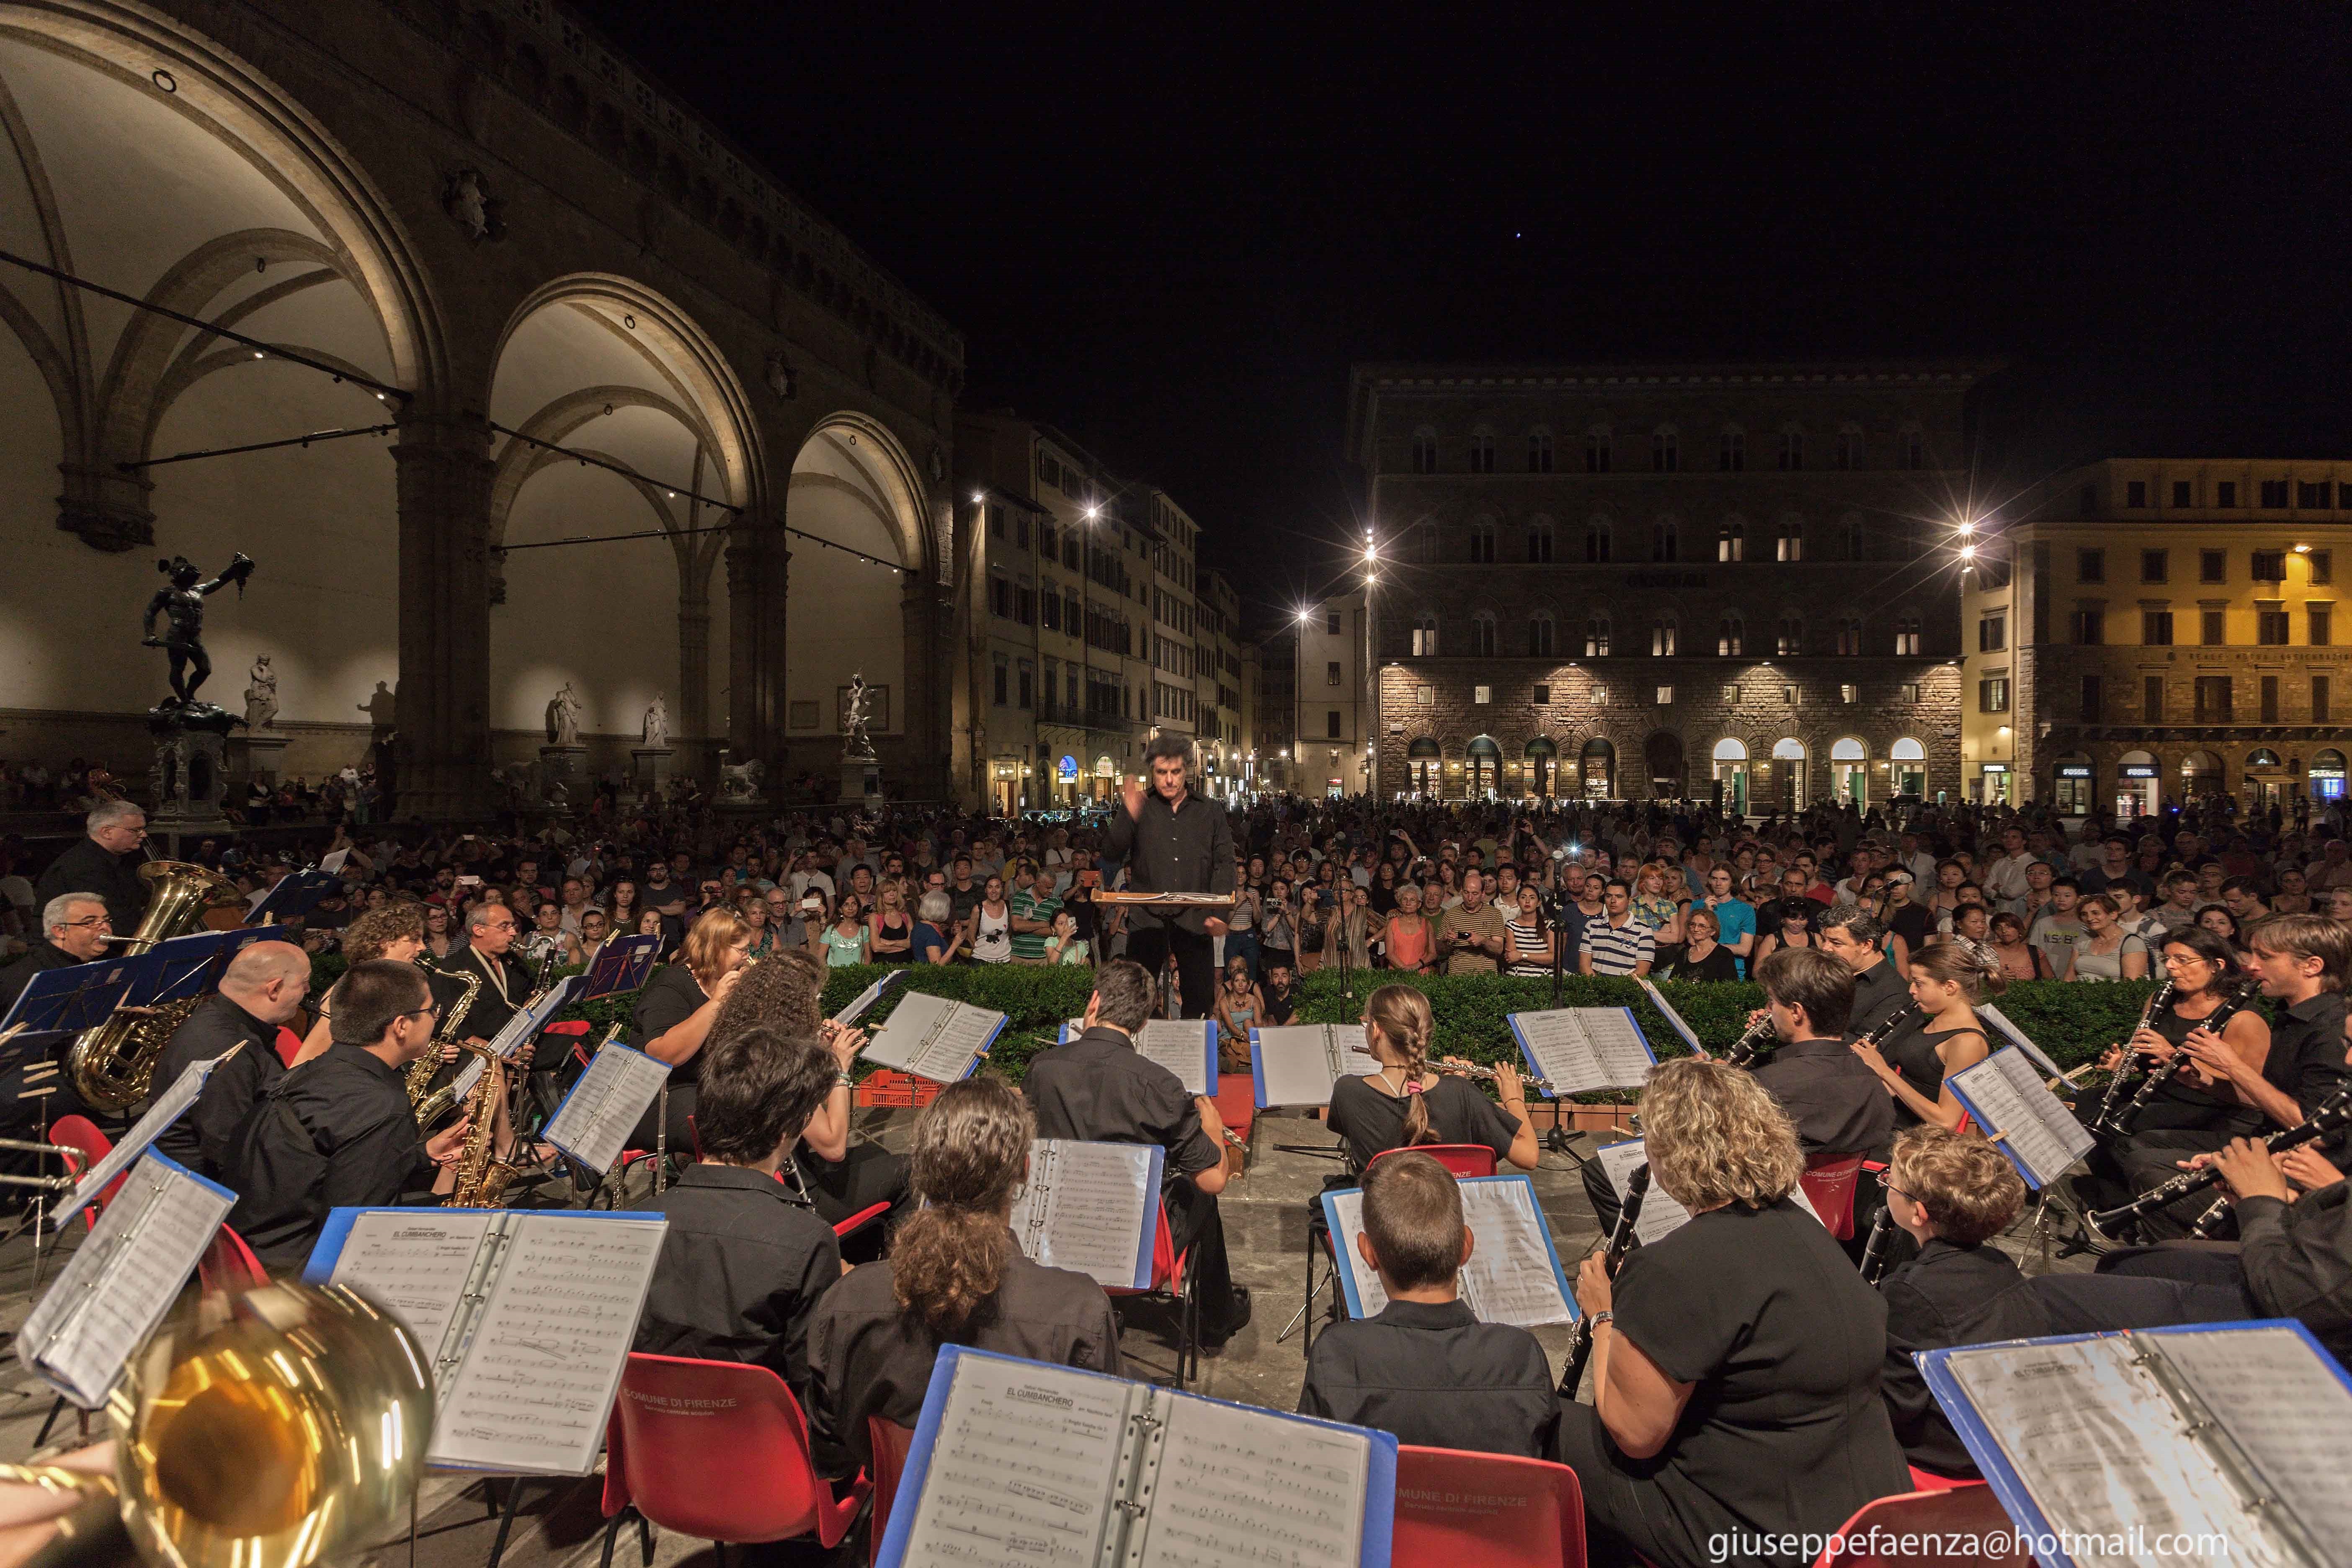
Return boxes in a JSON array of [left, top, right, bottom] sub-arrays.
[[573, 3, 2352, 627]]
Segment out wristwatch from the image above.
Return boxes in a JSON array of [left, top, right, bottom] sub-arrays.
[[1589, 1310, 1614, 1329]]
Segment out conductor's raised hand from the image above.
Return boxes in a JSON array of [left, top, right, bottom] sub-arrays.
[[1121, 776, 1145, 819]]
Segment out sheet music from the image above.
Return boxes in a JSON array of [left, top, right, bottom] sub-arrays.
[[580, 934, 662, 1001], [1322, 1189, 1389, 1318], [1510, 1008, 1654, 1095], [19, 1157, 233, 1408], [1455, 1179, 1574, 1328], [319, 847, 350, 874], [452, 974, 586, 1099], [432, 1215, 665, 1474], [1635, 979, 1708, 1057], [1949, 1047, 2095, 1188], [2155, 1326, 2352, 1549], [51, 1048, 234, 1227], [896, 1354, 1129, 1567], [324, 1210, 497, 1370], [1976, 1002, 2064, 1080], [1253, 1025, 1374, 1107], [1943, 1337, 2300, 1568], [864, 991, 1005, 1083], [1596, 1140, 1689, 1246], [1065, 1019, 1212, 1095], [836, 968, 912, 1027], [1133, 1388, 1369, 1568], [1009, 1140, 1157, 1289], [543, 1041, 672, 1172]]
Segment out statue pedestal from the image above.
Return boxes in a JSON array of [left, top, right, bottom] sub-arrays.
[[229, 732, 289, 791], [840, 754, 882, 807], [148, 707, 235, 848], [538, 743, 589, 812], [631, 747, 674, 800]]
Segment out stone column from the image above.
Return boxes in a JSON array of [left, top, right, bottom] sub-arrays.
[[393, 412, 495, 820], [725, 521, 789, 766], [677, 584, 711, 745]]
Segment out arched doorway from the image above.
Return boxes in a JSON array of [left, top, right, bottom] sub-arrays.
[[1466, 735, 1501, 798], [1771, 737, 1807, 810], [1645, 731, 1685, 799], [2118, 749, 2160, 818], [1830, 737, 1867, 806], [1524, 736, 1558, 799], [2051, 753, 2095, 816], [2314, 748, 2347, 803], [1579, 737, 1615, 799], [1890, 736, 1927, 800], [1712, 738, 1751, 816], [2245, 748, 2285, 808], [1407, 737, 1441, 798], [2181, 749, 2224, 802]]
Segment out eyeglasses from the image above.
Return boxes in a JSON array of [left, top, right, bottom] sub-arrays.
[[60, 914, 111, 929], [402, 1003, 443, 1021], [2162, 954, 2212, 969], [1874, 1170, 1913, 1200]]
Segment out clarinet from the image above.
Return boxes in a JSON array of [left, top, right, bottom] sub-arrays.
[[1853, 1002, 1922, 1061], [1723, 1014, 1779, 1069], [1558, 1164, 1648, 1398], [2089, 980, 2177, 1135], [2088, 1086, 2352, 1238], [1859, 1207, 1897, 1284], [2109, 978, 2257, 1139]]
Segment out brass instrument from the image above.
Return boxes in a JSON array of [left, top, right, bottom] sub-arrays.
[[406, 956, 482, 1127], [66, 861, 242, 1111], [5, 1282, 430, 1568], [445, 1039, 523, 1208]]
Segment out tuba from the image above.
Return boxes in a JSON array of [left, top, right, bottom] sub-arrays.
[[66, 861, 242, 1111], [6, 1282, 431, 1568]]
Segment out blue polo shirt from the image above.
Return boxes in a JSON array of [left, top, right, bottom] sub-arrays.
[[1704, 896, 1757, 977]]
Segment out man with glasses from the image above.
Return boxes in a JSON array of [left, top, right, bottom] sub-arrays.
[[0, 893, 112, 1012], [34, 800, 150, 934], [447, 900, 534, 1044]]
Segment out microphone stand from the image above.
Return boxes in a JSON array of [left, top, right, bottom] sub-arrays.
[[1539, 882, 1575, 1156]]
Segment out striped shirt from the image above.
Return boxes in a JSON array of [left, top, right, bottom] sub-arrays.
[[1581, 916, 1656, 977]]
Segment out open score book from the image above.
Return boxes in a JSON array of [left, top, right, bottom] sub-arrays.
[[1008, 1139, 1163, 1290], [1320, 1172, 1577, 1328], [1250, 1024, 1376, 1109]]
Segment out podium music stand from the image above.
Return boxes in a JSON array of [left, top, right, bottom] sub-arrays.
[[579, 934, 661, 1001], [1091, 891, 1235, 1020]]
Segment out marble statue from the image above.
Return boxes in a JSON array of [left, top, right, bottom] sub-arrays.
[[242, 654, 279, 730], [544, 681, 582, 747], [642, 692, 670, 750], [142, 552, 255, 711], [843, 671, 876, 760], [719, 756, 764, 802]]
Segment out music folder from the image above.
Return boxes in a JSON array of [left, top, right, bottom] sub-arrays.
[[858, 989, 1008, 1083], [305, 1207, 668, 1475], [49, 1046, 245, 1228], [17, 1153, 235, 1408], [1250, 1023, 1376, 1109], [543, 1038, 672, 1173], [1635, 978, 1711, 1059], [875, 1346, 1397, 1568], [450, 973, 587, 1100], [1059, 1017, 1218, 1096], [1321, 1173, 1578, 1329], [1008, 1139, 1164, 1289], [1921, 1320, 2351, 1568], [578, 934, 663, 1001], [1505, 1006, 1658, 1097], [244, 869, 342, 926], [1944, 1046, 2097, 1190]]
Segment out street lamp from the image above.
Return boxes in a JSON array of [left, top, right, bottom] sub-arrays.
[[1294, 607, 1311, 796]]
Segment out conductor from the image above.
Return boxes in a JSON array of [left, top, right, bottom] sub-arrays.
[[1101, 735, 1235, 1021]]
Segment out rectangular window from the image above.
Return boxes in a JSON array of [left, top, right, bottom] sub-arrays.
[[1978, 615, 2006, 652], [1840, 684, 1858, 703], [1473, 685, 1491, 705], [1777, 431, 1802, 471], [2071, 609, 2104, 644], [1721, 684, 1741, 704], [2141, 549, 2168, 583], [1017, 665, 1033, 709], [1040, 593, 1059, 632], [2081, 675, 2102, 723], [2300, 481, 2331, 508], [2201, 609, 2226, 646], [1532, 684, 1551, 704], [986, 503, 1005, 539], [2317, 676, 2332, 723], [1326, 710, 1341, 739], [1653, 432, 1677, 472], [2261, 479, 2290, 508], [2201, 549, 2226, 583], [2079, 548, 2105, 583], [1416, 683, 1434, 705], [1979, 678, 2009, 713], [2259, 606, 2290, 645], [1326, 660, 1342, 686], [2217, 481, 2238, 508], [1326, 610, 1342, 635], [1656, 685, 1674, 705], [1719, 432, 1744, 472], [2253, 550, 2287, 582], [1784, 685, 1800, 705], [2311, 605, 2332, 646], [1900, 683, 1921, 704], [2262, 675, 2280, 723], [2142, 610, 2174, 645], [2144, 675, 2164, 722], [2194, 676, 2232, 722], [2174, 480, 2193, 507], [991, 656, 1008, 707], [2312, 549, 2334, 584], [988, 576, 1010, 619], [1586, 433, 1610, 473], [2127, 480, 2148, 507]]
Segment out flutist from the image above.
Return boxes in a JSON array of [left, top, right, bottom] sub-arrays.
[[1328, 985, 1537, 1172]]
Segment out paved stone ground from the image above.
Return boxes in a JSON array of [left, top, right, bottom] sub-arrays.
[[0, 1106, 2099, 1568]]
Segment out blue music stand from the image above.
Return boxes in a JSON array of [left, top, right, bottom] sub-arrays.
[[147, 927, 295, 1005], [578, 934, 661, 1001], [0, 956, 153, 1045], [244, 870, 341, 926]]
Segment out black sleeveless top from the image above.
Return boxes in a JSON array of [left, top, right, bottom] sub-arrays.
[[2137, 995, 2264, 1133], [1883, 1019, 1985, 1128]]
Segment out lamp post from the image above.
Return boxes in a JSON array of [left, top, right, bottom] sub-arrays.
[[1294, 606, 1310, 797], [1363, 538, 1377, 799]]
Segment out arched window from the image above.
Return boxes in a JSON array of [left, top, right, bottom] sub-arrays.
[[1652, 516, 1679, 562], [1842, 511, 1865, 560], [1528, 428, 1554, 473], [1718, 614, 1745, 657], [1412, 612, 1438, 657], [1585, 427, 1612, 473], [1777, 517, 1804, 561], [1417, 520, 1440, 562], [1720, 426, 1746, 472], [1651, 615, 1678, 656], [1901, 423, 1924, 470], [1895, 614, 1921, 656], [1836, 614, 1862, 656], [1471, 611, 1498, 658], [1585, 516, 1612, 562], [1836, 424, 1864, 471], [1530, 610, 1557, 658], [1777, 614, 1804, 656], [1653, 426, 1679, 473], [1468, 427, 1496, 474], [1468, 518, 1496, 563], [1719, 518, 1746, 562], [1411, 426, 1437, 474], [1527, 517, 1555, 563], [1583, 612, 1609, 658], [1777, 426, 1803, 472]]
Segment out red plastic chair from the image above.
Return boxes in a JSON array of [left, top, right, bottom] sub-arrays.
[[1800, 1151, 1867, 1240], [1393, 1444, 1586, 1568], [832, 1201, 891, 1241], [44, 1116, 121, 1223], [866, 1418, 916, 1566], [1210, 1073, 1256, 1147], [273, 1026, 304, 1068], [1367, 1144, 1499, 1180], [195, 1225, 271, 1289], [1105, 1198, 1198, 1389], [1814, 1483, 2026, 1566], [599, 1352, 869, 1563], [1906, 1466, 1983, 1494]]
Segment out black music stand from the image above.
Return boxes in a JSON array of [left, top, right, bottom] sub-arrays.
[[578, 934, 661, 1001], [244, 869, 341, 926]]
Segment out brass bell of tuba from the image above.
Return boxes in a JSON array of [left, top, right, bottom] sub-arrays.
[[10, 1282, 433, 1568], [65, 861, 243, 1112]]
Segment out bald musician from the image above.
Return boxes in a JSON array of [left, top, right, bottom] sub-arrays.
[[153, 940, 311, 1180]]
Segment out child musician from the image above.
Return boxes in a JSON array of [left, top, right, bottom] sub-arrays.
[[1297, 1151, 1557, 1457]]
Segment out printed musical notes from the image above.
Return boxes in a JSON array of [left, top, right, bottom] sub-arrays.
[[1065, 1019, 1215, 1096], [51, 1050, 232, 1227], [1008, 1140, 1160, 1288], [544, 1040, 672, 1173], [895, 1357, 1129, 1568], [1132, 1390, 1367, 1568], [1506, 1008, 1657, 1097], [1324, 1175, 1573, 1328], [1251, 1025, 1375, 1109], [1947, 1047, 2096, 1189], [865, 992, 1008, 1084], [324, 1210, 496, 1369], [2151, 1325, 2352, 1549]]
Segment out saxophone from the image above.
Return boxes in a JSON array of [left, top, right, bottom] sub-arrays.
[[66, 859, 243, 1109], [406, 956, 481, 1127], [444, 1039, 524, 1208]]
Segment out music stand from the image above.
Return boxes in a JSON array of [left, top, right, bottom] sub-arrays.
[[578, 934, 661, 1001], [146, 927, 291, 1005], [244, 869, 341, 926], [1091, 891, 1235, 1021]]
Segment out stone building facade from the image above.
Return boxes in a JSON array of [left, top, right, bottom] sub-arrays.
[[1346, 362, 1992, 809], [1962, 459, 2352, 817]]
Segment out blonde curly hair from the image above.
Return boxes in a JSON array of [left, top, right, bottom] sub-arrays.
[[1640, 1057, 1803, 1212]]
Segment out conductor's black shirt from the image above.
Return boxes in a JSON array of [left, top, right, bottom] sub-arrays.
[[1298, 1298, 1557, 1459], [634, 1163, 840, 1399], [154, 993, 285, 1179], [1100, 789, 1235, 934], [1023, 1026, 1219, 1180], [224, 1041, 434, 1270]]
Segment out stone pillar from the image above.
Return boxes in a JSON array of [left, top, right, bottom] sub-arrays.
[[725, 523, 789, 766], [677, 587, 711, 748], [393, 413, 496, 820]]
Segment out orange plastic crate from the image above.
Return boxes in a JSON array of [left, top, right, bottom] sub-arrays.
[[854, 1069, 943, 1109]]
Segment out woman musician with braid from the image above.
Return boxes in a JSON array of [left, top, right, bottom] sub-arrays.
[[1327, 984, 1538, 1173]]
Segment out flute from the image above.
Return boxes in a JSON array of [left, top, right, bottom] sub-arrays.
[[2089, 1086, 2352, 1238], [1432, 1055, 1556, 1095]]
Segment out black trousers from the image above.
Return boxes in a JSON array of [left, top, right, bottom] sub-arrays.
[[797, 1141, 914, 1264], [1555, 1403, 1718, 1568], [1164, 1177, 1246, 1341], [1125, 923, 1217, 1021], [2028, 1241, 2259, 1333], [2115, 1129, 2246, 1240]]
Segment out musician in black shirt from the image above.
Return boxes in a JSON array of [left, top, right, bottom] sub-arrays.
[[0, 894, 111, 1137], [1100, 737, 1235, 1021], [152, 940, 309, 1179], [442, 901, 534, 1044], [1818, 906, 1910, 1039], [1299, 1151, 1556, 1458], [32, 802, 150, 936]]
